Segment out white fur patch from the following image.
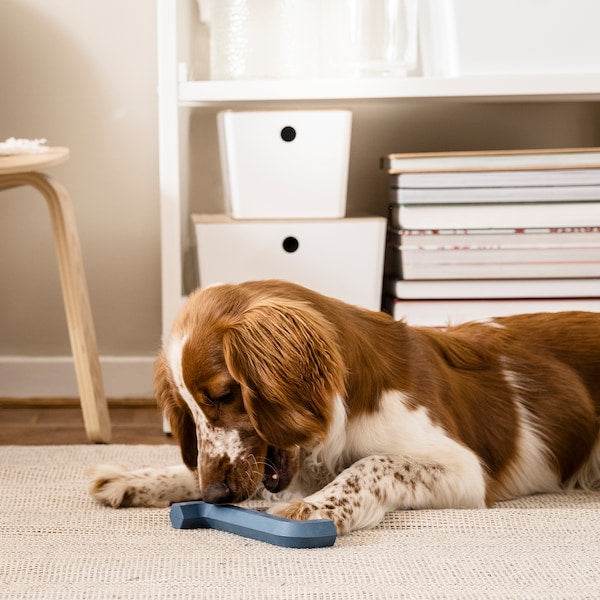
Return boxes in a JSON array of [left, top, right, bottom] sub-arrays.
[[477, 318, 505, 329], [344, 391, 487, 509], [166, 333, 199, 415], [165, 332, 245, 463], [319, 394, 348, 475], [500, 368, 561, 498], [201, 424, 245, 461], [285, 394, 348, 497]]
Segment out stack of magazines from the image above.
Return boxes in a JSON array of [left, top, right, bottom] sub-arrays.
[[381, 147, 600, 325]]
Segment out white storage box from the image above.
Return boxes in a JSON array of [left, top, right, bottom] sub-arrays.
[[217, 110, 352, 219], [420, 0, 600, 76], [192, 214, 386, 310]]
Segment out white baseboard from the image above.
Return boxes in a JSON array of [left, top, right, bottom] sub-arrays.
[[0, 356, 155, 398]]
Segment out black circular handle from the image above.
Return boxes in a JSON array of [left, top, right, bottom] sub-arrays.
[[280, 126, 296, 142], [282, 236, 299, 253]]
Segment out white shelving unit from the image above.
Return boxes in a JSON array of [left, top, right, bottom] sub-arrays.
[[157, 0, 600, 336], [178, 74, 600, 105]]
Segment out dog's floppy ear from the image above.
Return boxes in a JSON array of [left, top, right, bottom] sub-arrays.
[[222, 298, 346, 448], [153, 351, 198, 469]]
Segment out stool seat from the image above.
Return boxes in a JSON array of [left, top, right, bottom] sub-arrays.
[[0, 147, 111, 442], [0, 147, 70, 174]]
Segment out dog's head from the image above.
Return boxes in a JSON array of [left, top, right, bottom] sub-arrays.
[[154, 281, 346, 503]]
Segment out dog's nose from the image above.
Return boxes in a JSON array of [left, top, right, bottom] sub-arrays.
[[202, 482, 232, 504]]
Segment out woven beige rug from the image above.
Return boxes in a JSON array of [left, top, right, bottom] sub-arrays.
[[1, 445, 599, 599]]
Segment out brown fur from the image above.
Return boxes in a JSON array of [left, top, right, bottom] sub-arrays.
[[222, 298, 346, 447], [90, 280, 600, 534], [158, 281, 599, 505]]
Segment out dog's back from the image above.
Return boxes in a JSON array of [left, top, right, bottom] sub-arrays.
[[494, 311, 600, 410]]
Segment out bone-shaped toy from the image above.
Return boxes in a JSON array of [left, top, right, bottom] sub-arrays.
[[170, 501, 337, 549]]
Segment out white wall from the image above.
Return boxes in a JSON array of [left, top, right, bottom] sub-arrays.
[[0, 0, 160, 396]]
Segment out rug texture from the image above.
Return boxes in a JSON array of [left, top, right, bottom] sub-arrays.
[[1, 444, 599, 600]]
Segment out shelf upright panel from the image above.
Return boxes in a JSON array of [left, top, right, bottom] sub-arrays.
[[157, 0, 184, 340]]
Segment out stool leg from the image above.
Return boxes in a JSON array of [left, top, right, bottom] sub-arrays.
[[27, 172, 112, 443]]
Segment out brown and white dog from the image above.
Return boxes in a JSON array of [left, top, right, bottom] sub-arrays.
[[89, 280, 600, 534]]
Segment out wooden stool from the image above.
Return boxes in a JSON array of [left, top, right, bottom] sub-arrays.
[[0, 147, 111, 442]]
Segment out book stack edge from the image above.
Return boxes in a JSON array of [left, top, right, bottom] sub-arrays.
[[382, 147, 600, 325]]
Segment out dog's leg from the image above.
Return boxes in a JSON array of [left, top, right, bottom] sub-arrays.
[[269, 453, 487, 534], [87, 464, 200, 508]]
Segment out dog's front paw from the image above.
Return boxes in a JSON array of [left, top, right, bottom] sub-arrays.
[[86, 464, 170, 508], [269, 500, 321, 521], [87, 464, 148, 508], [269, 500, 347, 534], [87, 464, 200, 508]]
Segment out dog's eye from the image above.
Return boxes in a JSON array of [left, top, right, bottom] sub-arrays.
[[212, 390, 234, 405]]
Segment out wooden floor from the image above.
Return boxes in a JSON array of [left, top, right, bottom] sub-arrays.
[[0, 398, 176, 445]]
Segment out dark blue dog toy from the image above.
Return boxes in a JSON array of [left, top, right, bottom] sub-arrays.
[[170, 501, 337, 549]]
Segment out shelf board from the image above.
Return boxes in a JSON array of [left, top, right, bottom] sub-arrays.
[[178, 73, 600, 105]]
